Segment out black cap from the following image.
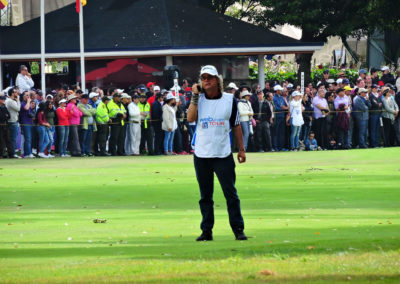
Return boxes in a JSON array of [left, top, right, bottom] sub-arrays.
[[337, 87, 345, 93], [370, 67, 378, 73], [0, 95, 6, 100], [81, 94, 89, 99], [323, 69, 329, 74], [132, 94, 140, 99]]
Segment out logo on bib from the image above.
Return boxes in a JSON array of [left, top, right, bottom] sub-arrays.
[[200, 116, 225, 129]]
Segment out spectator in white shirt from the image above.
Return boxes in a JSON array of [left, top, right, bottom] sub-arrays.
[[125, 94, 141, 156], [16, 65, 34, 94]]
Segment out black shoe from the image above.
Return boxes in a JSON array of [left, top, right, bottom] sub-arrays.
[[234, 230, 248, 241], [196, 231, 213, 241]]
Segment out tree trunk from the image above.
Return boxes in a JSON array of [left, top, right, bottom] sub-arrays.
[[297, 53, 313, 85]]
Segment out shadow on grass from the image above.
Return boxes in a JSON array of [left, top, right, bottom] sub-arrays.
[[259, 273, 400, 283], [1, 225, 399, 260]]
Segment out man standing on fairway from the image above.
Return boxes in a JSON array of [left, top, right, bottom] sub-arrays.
[[187, 65, 247, 241]]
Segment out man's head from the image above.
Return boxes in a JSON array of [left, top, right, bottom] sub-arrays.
[[22, 91, 30, 102], [381, 66, 390, 75], [121, 93, 131, 104], [323, 69, 330, 79], [19, 65, 28, 76], [359, 88, 368, 98], [102, 96, 110, 105], [358, 69, 367, 79], [256, 90, 264, 101], [147, 82, 155, 92], [89, 92, 99, 102], [356, 78, 365, 88], [8, 87, 19, 99], [80, 94, 89, 104], [199, 65, 223, 95], [337, 88, 345, 97], [273, 84, 283, 95], [292, 91, 303, 101], [266, 92, 273, 101], [317, 84, 326, 97], [113, 93, 121, 103], [132, 94, 140, 105], [370, 67, 378, 77], [344, 86, 353, 96], [139, 94, 147, 104]]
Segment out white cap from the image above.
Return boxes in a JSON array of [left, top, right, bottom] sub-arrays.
[[200, 65, 219, 77], [153, 85, 161, 92], [336, 78, 343, 84], [287, 83, 294, 88], [381, 66, 389, 71], [327, 79, 335, 84], [273, 85, 283, 91], [46, 94, 53, 100], [116, 89, 124, 94], [165, 92, 175, 100], [227, 82, 239, 90], [59, 99, 67, 104], [120, 93, 131, 99], [292, 91, 303, 97], [358, 88, 368, 93], [89, 92, 99, 99], [241, 90, 251, 97]]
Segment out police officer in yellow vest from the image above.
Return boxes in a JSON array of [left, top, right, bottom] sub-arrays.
[[95, 96, 111, 156], [138, 93, 154, 155], [108, 92, 127, 156]]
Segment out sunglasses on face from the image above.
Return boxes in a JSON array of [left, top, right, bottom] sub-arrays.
[[201, 75, 215, 81]]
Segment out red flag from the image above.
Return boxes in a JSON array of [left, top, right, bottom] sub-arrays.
[[76, 0, 86, 13], [0, 0, 9, 10]]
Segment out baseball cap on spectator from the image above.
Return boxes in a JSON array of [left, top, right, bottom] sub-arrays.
[[59, 99, 67, 104], [273, 85, 284, 91], [381, 66, 389, 72], [323, 69, 329, 74], [327, 79, 335, 84], [336, 78, 343, 84], [292, 91, 302, 97], [89, 92, 99, 99], [132, 94, 140, 99], [139, 86, 146, 92], [81, 94, 89, 99], [153, 85, 161, 92], [227, 82, 239, 90], [372, 84, 379, 89], [337, 87, 345, 93], [161, 89, 168, 94], [200, 65, 219, 77], [370, 67, 378, 73], [165, 92, 175, 100], [358, 88, 368, 93], [116, 89, 124, 94], [121, 93, 130, 99], [147, 82, 156, 89], [287, 83, 294, 89], [359, 69, 367, 74], [344, 86, 353, 91], [46, 94, 53, 100], [342, 78, 350, 84]]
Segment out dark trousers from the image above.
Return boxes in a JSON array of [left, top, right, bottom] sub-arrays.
[[382, 117, 395, 147], [194, 154, 244, 232], [337, 128, 349, 149], [68, 125, 81, 156], [314, 117, 328, 149], [174, 125, 184, 153], [153, 122, 164, 155], [274, 116, 286, 150], [255, 120, 272, 151], [95, 124, 109, 155], [140, 123, 154, 155], [0, 125, 13, 158], [369, 114, 381, 147], [109, 124, 124, 155], [357, 119, 368, 148]]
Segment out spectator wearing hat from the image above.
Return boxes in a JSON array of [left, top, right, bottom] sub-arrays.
[[251, 89, 272, 152], [226, 82, 239, 95], [108, 92, 127, 156], [289, 91, 304, 150], [78, 94, 97, 156], [151, 92, 164, 155], [238, 90, 254, 151], [174, 95, 188, 155], [312, 84, 330, 150], [125, 94, 141, 156], [66, 94, 83, 157], [369, 85, 382, 148], [146, 82, 156, 99], [19, 91, 35, 158], [273, 85, 288, 151], [88, 92, 99, 108], [95, 96, 111, 156], [56, 99, 70, 157], [35, 102, 52, 158], [0, 95, 13, 158], [138, 94, 153, 155], [381, 67, 395, 85], [353, 88, 371, 148], [6, 87, 21, 158], [16, 65, 34, 94], [147, 85, 160, 108], [334, 88, 351, 149], [381, 87, 399, 146], [358, 69, 367, 81], [162, 92, 177, 155], [321, 69, 330, 85], [300, 90, 313, 143]]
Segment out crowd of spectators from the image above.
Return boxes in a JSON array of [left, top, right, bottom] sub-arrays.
[[0, 65, 399, 159]]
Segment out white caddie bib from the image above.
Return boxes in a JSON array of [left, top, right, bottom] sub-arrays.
[[194, 92, 233, 158]]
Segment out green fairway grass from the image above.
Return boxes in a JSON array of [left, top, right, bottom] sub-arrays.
[[1, 148, 400, 283]]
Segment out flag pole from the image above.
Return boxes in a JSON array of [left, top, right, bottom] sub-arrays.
[[40, 0, 46, 94], [79, 0, 86, 92]]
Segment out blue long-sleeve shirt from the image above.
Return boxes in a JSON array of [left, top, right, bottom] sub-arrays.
[[273, 94, 287, 118]]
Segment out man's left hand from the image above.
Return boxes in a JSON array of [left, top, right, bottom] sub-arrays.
[[237, 150, 246, 163]]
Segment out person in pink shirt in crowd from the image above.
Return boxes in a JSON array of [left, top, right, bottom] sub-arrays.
[[36, 102, 52, 158], [56, 99, 71, 157], [66, 94, 83, 157]]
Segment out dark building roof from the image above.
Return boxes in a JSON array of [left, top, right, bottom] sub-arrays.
[[0, 0, 322, 59]]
